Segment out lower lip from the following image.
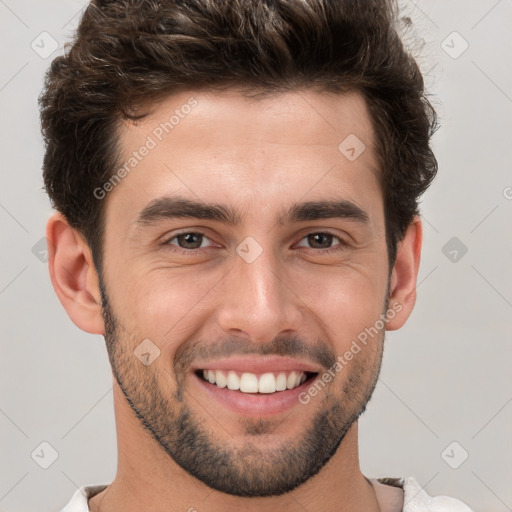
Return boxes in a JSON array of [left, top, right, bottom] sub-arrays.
[[193, 373, 317, 416]]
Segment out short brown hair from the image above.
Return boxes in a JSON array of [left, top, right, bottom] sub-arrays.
[[40, 0, 438, 270]]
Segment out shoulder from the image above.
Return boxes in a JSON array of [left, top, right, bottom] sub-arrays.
[[60, 484, 109, 512], [400, 477, 474, 512]]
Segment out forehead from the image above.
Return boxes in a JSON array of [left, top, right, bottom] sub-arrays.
[[121, 87, 376, 153], [107, 88, 381, 226]]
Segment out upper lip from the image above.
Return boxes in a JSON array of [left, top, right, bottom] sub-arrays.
[[193, 355, 321, 375]]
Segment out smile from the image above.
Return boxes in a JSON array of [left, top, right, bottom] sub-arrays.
[[191, 356, 322, 415], [197, 369, 317, 394]]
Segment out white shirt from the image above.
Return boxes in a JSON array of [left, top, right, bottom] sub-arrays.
[[60, 477, 473, 511]]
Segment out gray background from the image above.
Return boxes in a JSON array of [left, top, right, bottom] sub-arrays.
[[1, 1, 511, 511]]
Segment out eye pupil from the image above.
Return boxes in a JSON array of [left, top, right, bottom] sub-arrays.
[[178, 233, 203, 249], [308, 233, 332, 249]]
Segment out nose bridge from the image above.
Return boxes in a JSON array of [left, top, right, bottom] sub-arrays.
[[216, 236, 302, 343]]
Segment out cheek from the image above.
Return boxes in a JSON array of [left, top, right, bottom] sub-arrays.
[[108, 247, 388, 356], [292, 265, 387, 342], [115, 268, 222, 342]]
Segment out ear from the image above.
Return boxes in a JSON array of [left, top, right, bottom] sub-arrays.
[[46, 212, 105, 334], [386, 216, 422, 331]]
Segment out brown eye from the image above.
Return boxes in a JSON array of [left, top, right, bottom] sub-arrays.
[[167, 232, 210, 250], [306, 233, 335, 249], [296, 232, 344, 251]]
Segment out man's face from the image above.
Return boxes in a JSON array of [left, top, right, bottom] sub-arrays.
[[99, 89, 390, 496]]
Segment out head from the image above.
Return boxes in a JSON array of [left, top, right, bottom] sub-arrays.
[[41, 0, 437, 498]]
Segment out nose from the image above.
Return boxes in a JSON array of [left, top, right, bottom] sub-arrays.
[[215, 239, 305, 344]]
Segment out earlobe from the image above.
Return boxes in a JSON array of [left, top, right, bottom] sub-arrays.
[[46, 212, 105, 335], [386, 217, 422, 331]]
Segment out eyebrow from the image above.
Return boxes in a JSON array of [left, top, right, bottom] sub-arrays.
[[135, 196, 369, 227]]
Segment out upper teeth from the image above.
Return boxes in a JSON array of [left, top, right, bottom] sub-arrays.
[[202, 370, 307, 393]]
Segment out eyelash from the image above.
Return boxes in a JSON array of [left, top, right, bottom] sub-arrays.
[[162, 230, 348, 255]]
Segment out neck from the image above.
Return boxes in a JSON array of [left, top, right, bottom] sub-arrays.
[[89, 383, 380, 512]]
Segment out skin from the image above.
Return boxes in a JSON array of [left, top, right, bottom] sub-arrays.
[[47, 88, 422, 512]]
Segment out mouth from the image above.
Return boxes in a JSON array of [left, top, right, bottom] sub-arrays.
[[191, 358, 321, 416], [195, 369, 318, 394]]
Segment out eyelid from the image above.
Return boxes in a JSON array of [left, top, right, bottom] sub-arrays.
[[162, 229, 219, 249], [162, 228, 349, 254], [294, 230, 348, 249]]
